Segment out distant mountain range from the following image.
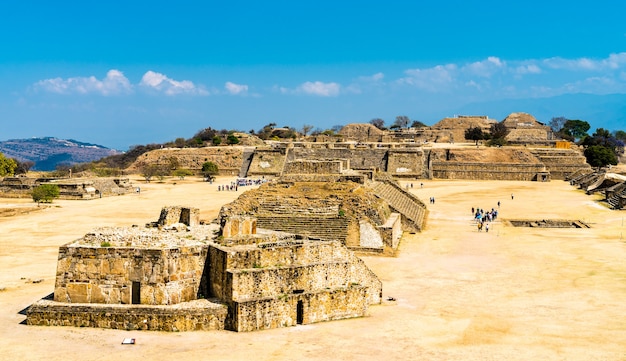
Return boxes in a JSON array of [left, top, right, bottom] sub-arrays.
[[0, 137, 120, 171]]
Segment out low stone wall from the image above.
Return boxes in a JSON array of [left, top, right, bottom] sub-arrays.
[[283, 159, 344, 174], [431, 162, 546, 181], [54, 244, 208, 305], [379, 213, 402, 249], [230, 286, 368, 332], [290, 147, 389, 171], [27, 299, 227, 331], [157, 206, 200, 226]]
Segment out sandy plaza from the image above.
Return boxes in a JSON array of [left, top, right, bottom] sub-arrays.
[[1, 175, 625, 361]]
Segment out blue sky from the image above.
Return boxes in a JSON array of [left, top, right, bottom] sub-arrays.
[[2, 1, 626, 150]]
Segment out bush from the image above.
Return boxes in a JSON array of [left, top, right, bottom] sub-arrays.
[[32, 184, 60, 204]]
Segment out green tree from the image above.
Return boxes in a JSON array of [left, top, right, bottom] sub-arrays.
[[172, 168, 194, 180], [32, 184, 60, 204], [614, 130, 626, 141], [487, 122, 509, 146], [410, 120, 427, 128], [465, 127, 485, 145], [201, 161, 219, 181], [0, 153, 17, 176], [226, 134, 240, 145], [584, 145, 618, 168], [562, 119, 590, 141], [212, 135, 222, 145]]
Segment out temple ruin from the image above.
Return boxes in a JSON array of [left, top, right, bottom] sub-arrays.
[[27, 205, 384, 332]]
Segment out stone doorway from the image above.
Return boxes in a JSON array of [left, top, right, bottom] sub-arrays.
[[296, 300, 304, 324], [132, 281, 141, 304]]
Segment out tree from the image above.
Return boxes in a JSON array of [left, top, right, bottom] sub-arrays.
[[613, 130, 626, 141], [370, 118, 385, 130], [212, 135, 222, 146], [0, 153, 17, 176], [172, 169, 194, 180], [549, 116, 567, 133], [393, 115, 410, 129], [300, 124, 314, 137], [13, 160, 34, 175], [174, 137, 186, 148], [32, 184, 60, 204], [410, 120, 427, 128], [562, 119, 590, 141], [201, 161, 219, 181], [584, 145, 618, 168], [140, 164, 160, 183], [226, 134, 240, 145], [487, 122, 509, 146], [465, 127, 485, 145]]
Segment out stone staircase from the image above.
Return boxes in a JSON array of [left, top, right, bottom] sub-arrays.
[[606, 182, 626, 209], [529, 148, 591, 180], [238, 148, 256, 178], [369, 180, 427, 232], [256, 216, 349, 243], [567, 168, 594, 182]]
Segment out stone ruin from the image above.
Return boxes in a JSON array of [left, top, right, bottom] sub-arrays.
[[218, 175, 427, 254], [0, 176, 134, 199], [26, 205, 383, 332]]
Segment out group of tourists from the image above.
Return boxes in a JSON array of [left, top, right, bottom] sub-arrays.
[[217, 178, 269, 192], [473, 206, 499, 232]]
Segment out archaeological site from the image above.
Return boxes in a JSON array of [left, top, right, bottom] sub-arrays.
[[19, 112, 626, 333]]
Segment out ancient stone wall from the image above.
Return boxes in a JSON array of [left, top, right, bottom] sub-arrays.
[[256, 216, 350, 243], [54, 244, 207, 305], [283, 160, 344, 174], [290, 147, 389, 171], [221, 215, 257, 238], [208, 239, 381, 307], [246, 148, 288, 177], [157, 206, 200, 227], [379, 213, 402, 249], [386, 149, 426, 178], [27, 299, 227, 331], [129, 146, 245, 176], [431, 162, 546, 181], [230, 286, 368, 332]]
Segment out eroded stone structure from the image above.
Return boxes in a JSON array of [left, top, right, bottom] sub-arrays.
[[0, 177, 133, 199], [27, 206, 383, 332]]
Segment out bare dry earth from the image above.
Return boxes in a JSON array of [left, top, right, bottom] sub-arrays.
[[1, 176, 625, 361]]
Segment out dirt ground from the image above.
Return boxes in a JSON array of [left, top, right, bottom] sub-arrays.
[[1, 175, 625, 361]]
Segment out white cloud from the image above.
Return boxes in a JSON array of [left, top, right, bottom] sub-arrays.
[[34, 69, 132, 95], [224, 81, 248, 95], [140, 71, 208, 96], [296, 81, 341, 96], [542, 53, 626, 71], [515, 64, 542, 75], [399, 64, 457, 92], [463, 56, 504, 77]]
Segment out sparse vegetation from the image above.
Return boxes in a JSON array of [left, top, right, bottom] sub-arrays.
[[32, 184, 60, 204]]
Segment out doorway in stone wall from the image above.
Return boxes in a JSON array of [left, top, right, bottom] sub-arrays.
[[296, 300, 304, 324], [132, 281, 141, 304]]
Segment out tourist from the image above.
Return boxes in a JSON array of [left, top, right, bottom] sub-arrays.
[[485, 223, 489, 233]]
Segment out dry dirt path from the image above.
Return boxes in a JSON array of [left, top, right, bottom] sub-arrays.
[[0, 177, 625, 360]]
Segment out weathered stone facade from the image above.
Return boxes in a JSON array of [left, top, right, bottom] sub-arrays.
[[28, 205, 383, 332]]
